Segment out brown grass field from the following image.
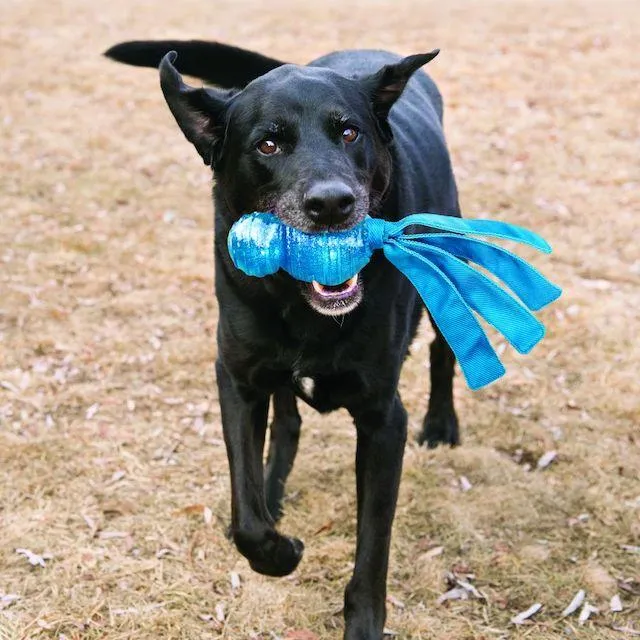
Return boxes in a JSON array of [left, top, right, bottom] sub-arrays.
[[1, 0, 639, 637]]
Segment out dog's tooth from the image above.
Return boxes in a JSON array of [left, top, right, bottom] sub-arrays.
[[312, 275, 358, 296]]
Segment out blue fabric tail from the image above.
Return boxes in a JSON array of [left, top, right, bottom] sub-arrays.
[[377, 213, 561, 388], [402, 239, 545, 354], [383, 240, 506, 390], [409, 234, 562, 311], [382, 213, 553, 253]]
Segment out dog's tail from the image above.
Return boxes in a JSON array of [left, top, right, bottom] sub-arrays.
[[104, 40, 287, 88]]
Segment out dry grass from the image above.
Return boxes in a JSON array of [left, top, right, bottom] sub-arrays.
[[1, 0, 639, 637]]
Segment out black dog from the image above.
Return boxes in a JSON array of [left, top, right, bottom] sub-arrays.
[[106, 39, 461, 639]]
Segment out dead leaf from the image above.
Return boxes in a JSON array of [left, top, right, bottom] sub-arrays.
[[386, 594, 405, 609], [198, 612, 222, 630], [0, 380, 21, 395], [230, 572, 241, 591], [174, 504, 205, 517], [561, 590, 585, 617], [36, 619, 55, 630], [82, 513, 100, 537], [284, 631, 320, 640], [437, 587, 469, 604], [107, 470, 126, 484], [313, 520, 334, 536], [610, 594, 623, 612], [423, 545, 444, 559], [438, 571, 486, 604], [457, 578, 484, 600], [101, 499, 137, 517], [618, 578, 640, 596], [567, 513, 590, 527], [621, 545, 640, 554], [612, 627, 640, 636], [0, 594, 20, 609], [511, 603, 543, 625], [578, 602, 599, 625], [85, 403, 100, 419], [16, 548, 49, 567], [98, 531, 129, 540], [447, 574, 485, 600], [536, 450, 557, 470]]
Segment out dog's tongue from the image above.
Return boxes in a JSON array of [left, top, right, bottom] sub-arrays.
[[312, 275, 358, 298]]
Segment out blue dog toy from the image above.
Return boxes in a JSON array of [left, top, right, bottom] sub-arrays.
[[227, 212, 561, 390]]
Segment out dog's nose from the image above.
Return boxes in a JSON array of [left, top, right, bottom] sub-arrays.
[[304, 181, 356, 226]]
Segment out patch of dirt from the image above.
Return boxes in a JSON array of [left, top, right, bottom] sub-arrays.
[[1, 0, 639, 637]]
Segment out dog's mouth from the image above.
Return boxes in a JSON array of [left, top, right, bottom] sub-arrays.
[[304, 274, 362, 316]]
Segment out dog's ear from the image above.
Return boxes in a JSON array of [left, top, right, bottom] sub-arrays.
[[159, 51, 233, 166], [364, 50, 440, 139]]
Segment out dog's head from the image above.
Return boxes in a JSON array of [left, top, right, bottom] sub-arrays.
[[159, 50, 438, 315]]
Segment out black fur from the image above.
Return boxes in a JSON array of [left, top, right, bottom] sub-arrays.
[[106, 40, 462, 639], [105, 40, 284, 88]]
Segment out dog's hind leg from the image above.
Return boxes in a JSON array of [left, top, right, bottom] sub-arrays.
[[264, 388, 301, 522], [216, 360, 304, 577], [417, 317, 460, 447]]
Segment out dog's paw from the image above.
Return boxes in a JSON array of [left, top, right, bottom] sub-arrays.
[[344, 583, 385, 640], [418, 408, 460, 448], [249, 533, 304, 577], [234, 528, 304, 577], [343, 623, 384, 640]]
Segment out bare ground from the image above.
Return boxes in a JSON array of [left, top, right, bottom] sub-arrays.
[[1, 0, 639, 638]]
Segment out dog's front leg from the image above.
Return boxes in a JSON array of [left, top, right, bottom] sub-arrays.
[[216, 360, 304, 577], [344, 394, 407, 640]]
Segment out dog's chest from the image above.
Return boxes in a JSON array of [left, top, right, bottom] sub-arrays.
[[290, 366, 367, 414]]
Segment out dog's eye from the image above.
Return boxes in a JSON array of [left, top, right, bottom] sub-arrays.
[[342, 127, 359, 143], [257, 139, 279, 155]]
